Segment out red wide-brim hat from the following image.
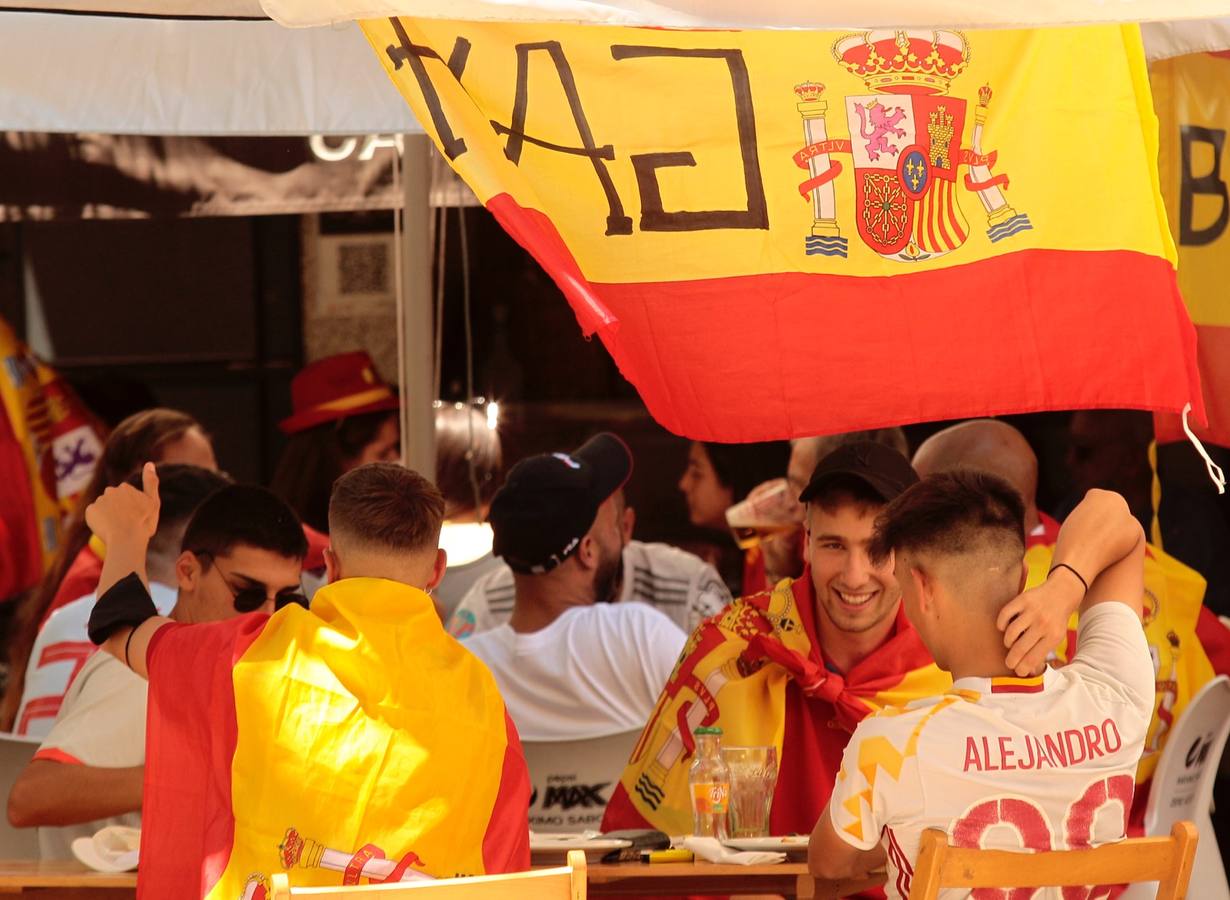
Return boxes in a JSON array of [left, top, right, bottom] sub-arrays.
[[279, 351, 399, 435]]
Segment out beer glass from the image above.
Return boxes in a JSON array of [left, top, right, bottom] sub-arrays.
[[725, 480, 802, 550]]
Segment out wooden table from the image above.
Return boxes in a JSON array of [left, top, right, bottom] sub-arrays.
[[586, 860, 885, 898], [0, 860, 883, 898], [0, 862, 135, 898]]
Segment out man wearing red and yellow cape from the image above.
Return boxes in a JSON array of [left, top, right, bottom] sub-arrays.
[[604, 442, 950, 838], [913, 419, 1230, 832], [82, 462, 530, 900]]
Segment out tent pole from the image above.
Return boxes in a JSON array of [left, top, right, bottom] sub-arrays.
[[400, 133, 436, 477]]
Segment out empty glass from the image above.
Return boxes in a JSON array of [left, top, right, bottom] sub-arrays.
[[721, 746, 778, 838]]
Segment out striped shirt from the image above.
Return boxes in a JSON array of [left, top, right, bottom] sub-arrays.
[[446, 540, 730, 640]]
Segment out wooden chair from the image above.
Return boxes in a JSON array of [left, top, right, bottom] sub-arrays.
[[907, 821, 1198, 900], [269, 849, 586, 899]]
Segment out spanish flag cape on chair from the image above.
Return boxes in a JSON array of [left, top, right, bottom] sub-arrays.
[[1023, 539, 1230, 832], [602, 571, 948, 836], [138, 577, 531, 900]]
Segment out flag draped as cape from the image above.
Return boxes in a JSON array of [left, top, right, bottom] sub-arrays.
[[603, 572, 948, 836], [140, 577, 530, 900]]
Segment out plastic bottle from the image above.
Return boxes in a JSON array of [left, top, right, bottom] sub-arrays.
[[688, 726, 732, 839]]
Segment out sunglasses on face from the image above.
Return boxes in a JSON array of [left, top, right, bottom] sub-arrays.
[[191, 551, 308, 613]]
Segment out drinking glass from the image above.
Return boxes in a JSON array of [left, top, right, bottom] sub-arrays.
[[721, 746, 778, 838]]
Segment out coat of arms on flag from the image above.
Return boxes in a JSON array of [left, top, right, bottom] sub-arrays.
[[793, 29, 1033, 260]]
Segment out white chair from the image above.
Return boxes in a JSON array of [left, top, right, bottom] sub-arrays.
[[521, 731, 640, 834], [1122, 674, 1230, 900], [0, 733, 46, 859]]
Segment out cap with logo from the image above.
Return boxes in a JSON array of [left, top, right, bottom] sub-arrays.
[[279, 351, 399, 435], [489, 432, 633, 574], [798, 440, 919, 504]]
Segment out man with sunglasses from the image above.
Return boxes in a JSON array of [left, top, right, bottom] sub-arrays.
[[8, 480, 306, 858]]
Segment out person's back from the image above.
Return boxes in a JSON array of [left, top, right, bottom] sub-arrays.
[[81, 462, 529, 899], [812, 472, 1153, 898], [472, 433, 688, 742], [467, 600, 685, 741], [833, 609, 1151, 897]]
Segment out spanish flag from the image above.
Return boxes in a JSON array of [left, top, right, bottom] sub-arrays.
[[138, 577, 530, 899], [362, 20, 1201, 442], [0, 315, 102, 599], [602, 573, 948, 837], [1024, 539, 1230, 831]]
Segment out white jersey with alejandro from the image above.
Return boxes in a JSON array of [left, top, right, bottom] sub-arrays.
[[829, 602, 1154, 900]]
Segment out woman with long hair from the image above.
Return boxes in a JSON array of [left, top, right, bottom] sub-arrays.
[[677, 439, 792, 595], [0, 407, 215, 730], [269, 352, 400, 534]]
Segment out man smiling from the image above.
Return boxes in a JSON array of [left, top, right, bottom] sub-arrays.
[[604, 442, 949, 837]]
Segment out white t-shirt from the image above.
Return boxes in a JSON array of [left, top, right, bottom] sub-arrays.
[[464, 602, 687, 742], [830, 603, 1154, 900], [447, 540, 729, 640], [34, 651, 148, 860], [16, 582, 177, 739]]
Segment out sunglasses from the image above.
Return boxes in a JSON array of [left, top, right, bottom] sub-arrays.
[[191, 551, 308, 614]]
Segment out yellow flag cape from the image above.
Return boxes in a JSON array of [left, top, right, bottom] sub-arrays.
[[140, 577, 530, 900]]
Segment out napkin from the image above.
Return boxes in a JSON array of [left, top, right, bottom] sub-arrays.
[[71, 825, 141, 873], [682, 836, 787, 866]]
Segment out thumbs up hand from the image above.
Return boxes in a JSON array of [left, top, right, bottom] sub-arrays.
[[85, 462, 161, 549]]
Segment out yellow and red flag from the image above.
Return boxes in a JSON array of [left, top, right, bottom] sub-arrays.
[[0, 316, 102, 599], [138, 577, 530, 900], [1024, 537, 1230, 831], [1153, 50, 1230, 448], [361, 20, 1201, 441], [602, 573, 948, 836]]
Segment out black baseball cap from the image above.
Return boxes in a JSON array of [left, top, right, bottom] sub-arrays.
[[489, 432, 633, 574], [798, 440, 918, 504]]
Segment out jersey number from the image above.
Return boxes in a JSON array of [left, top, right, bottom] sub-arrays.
[[949, 774, 1135, 900]]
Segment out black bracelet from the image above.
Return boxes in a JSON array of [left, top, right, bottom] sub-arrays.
[[1048, 562, 1089, 594], [123, 627, 138, 669]]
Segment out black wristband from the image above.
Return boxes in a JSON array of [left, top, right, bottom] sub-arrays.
[[87, 573, 159, 645], [1048, 562, 1089, 594]]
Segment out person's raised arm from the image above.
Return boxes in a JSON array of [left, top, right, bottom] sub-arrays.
[[996, 488, 1145, 676], [84, 463, 174, 680]]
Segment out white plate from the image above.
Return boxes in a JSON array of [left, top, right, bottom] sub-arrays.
[[71, 826, 141, 872], [530, 835, 632, 852], [723, 835, 809, 852]]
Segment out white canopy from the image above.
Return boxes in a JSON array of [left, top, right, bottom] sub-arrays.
[[265, 0, 1230, 32], [1, 2, 1227, 134], [0, 10, 418, 135]]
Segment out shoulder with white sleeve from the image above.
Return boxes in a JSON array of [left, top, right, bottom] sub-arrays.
[[622, 540, 732, 629]]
